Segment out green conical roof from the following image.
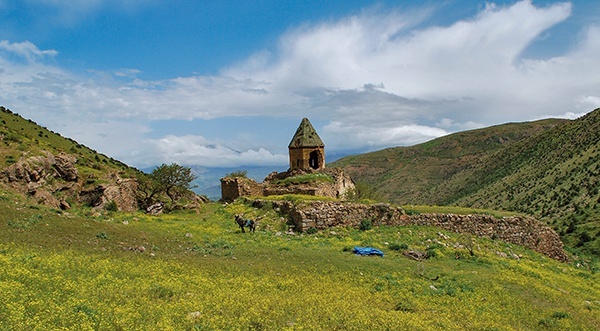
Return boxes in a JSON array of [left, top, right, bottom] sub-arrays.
[[288, 118, 324, 148]]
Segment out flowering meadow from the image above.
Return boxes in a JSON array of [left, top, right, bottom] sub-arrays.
[[0, 197, 598, 330]]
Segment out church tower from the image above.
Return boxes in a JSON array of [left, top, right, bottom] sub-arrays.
[[288, 118, 325, 171]]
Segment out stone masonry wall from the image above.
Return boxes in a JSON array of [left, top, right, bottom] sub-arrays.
[[220, 177, 263, 202], [252, 199, 568, 262]]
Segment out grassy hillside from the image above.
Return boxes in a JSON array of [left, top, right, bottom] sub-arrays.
[[0, 106, 139, 182], [425, 109, 600, 254], [332, 109, 600, 256], [331, 118, 565, 204], [0, 194, 598, 330]]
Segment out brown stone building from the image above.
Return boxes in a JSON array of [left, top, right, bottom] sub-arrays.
[[288, 118, 325, 171], [220, 117, 355, 202]]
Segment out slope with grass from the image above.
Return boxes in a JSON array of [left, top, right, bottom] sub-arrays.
[[332, 109, 600, 256], [0, 106, 136, 178], [331, 118, 566, 204], [0, 193, 598, 330]]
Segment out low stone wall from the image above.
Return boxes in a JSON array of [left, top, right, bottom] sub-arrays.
[[250, 199, 568, 262]]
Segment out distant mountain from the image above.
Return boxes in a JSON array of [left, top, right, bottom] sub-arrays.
[[332, 109, 600, 255]]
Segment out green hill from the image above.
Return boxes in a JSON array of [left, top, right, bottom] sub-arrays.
[[0, 106, 135, 175], [332, 109, 600, 255]]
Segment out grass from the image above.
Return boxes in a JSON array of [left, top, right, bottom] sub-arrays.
[[273, 173, 333, 186], [402, 205, 524, 218], [0, 196, 598, 330]]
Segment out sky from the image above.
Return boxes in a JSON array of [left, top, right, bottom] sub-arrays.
[[1, 0, 599, 169]]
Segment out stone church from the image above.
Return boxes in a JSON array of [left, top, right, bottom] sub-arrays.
[[220, 118, 354, 202], [288, 118, 325, 171]]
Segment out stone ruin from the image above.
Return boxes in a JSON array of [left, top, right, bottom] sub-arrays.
[[249, 198, 569, 262], [220, 167, 355, 202], [220, 117, 355, 202], [219, 117, 568, 262]]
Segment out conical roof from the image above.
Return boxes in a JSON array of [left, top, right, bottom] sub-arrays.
[[288, 118, 324, 148]]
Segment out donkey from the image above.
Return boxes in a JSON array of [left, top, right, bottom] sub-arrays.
[[234, 214, 256, 233]]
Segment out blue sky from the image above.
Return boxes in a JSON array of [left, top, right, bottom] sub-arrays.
[[1, 0, 599, 169]]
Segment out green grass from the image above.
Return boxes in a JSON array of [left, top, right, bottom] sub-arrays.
[[402, 205, 524, 218], [0, 197, 598, 330], [273, 172, 333, 185]]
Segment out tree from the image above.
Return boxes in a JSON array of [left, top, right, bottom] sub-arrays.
[[137, 163, 197, 209]]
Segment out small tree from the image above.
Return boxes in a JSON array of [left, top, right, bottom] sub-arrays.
[[137, 163, 197, 209]]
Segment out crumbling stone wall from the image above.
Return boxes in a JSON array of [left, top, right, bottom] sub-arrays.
[[252, 199, 568, 261], [221, 168, 355, 201], [220, 177, 264, 202]]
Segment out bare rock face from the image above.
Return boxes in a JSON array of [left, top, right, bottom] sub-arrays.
[[54, 153, 78, 182], [1, 152, 78, 184], [2, 152, 55, 184], [31, 189, 61, 209], [79, 177, 139, 212]]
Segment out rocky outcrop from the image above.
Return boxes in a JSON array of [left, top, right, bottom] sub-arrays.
[[2, 152, 78, 185], [1, 152, 141, 211], [53, 153, 78, 181], [251, 199, 568, 262], [78, 178, 138, 212]]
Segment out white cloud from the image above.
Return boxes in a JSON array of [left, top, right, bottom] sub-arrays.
[[0, 40, 58, 62], [2, 1, 600, 168], [323, 121, 448, 152], [142, 135, 288, 168]]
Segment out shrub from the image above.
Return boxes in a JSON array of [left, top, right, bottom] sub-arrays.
[[306, 227, 318, 234], [389, 243, 408, 251], [225, 170, 248, 178], [96, 232, 109, 240], [359, 219, 373, 231], [105, 200, 118, 212]]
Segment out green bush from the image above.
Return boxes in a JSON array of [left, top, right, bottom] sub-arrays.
[[225, 170, 248, 178], [359, 219, 373, 231], [389, 243, 408, 251], [306, 227, 318, 234], [105, 200, 118, 212]]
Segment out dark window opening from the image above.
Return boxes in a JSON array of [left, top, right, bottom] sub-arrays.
[[309, 151, 320, 169]]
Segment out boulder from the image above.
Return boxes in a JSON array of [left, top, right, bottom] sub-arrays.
[[54, 153, 78, 181]]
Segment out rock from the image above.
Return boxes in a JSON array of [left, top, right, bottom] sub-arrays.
[[1, 152, 54, 184], [59, 200, 71, 210], [54, 153, 78, 181], [32, 189, 60, 209], [146, 202, 164, 215], [78, 177, 138, 212]]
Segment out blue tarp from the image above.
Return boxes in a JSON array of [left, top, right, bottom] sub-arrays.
[[353, 246, 384, 257]]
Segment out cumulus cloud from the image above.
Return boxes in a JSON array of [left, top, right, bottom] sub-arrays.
[[1, 1, 600, 168], [142, 135, 288, 168]]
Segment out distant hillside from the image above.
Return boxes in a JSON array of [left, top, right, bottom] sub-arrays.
[[332, 109, 600, 255]]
